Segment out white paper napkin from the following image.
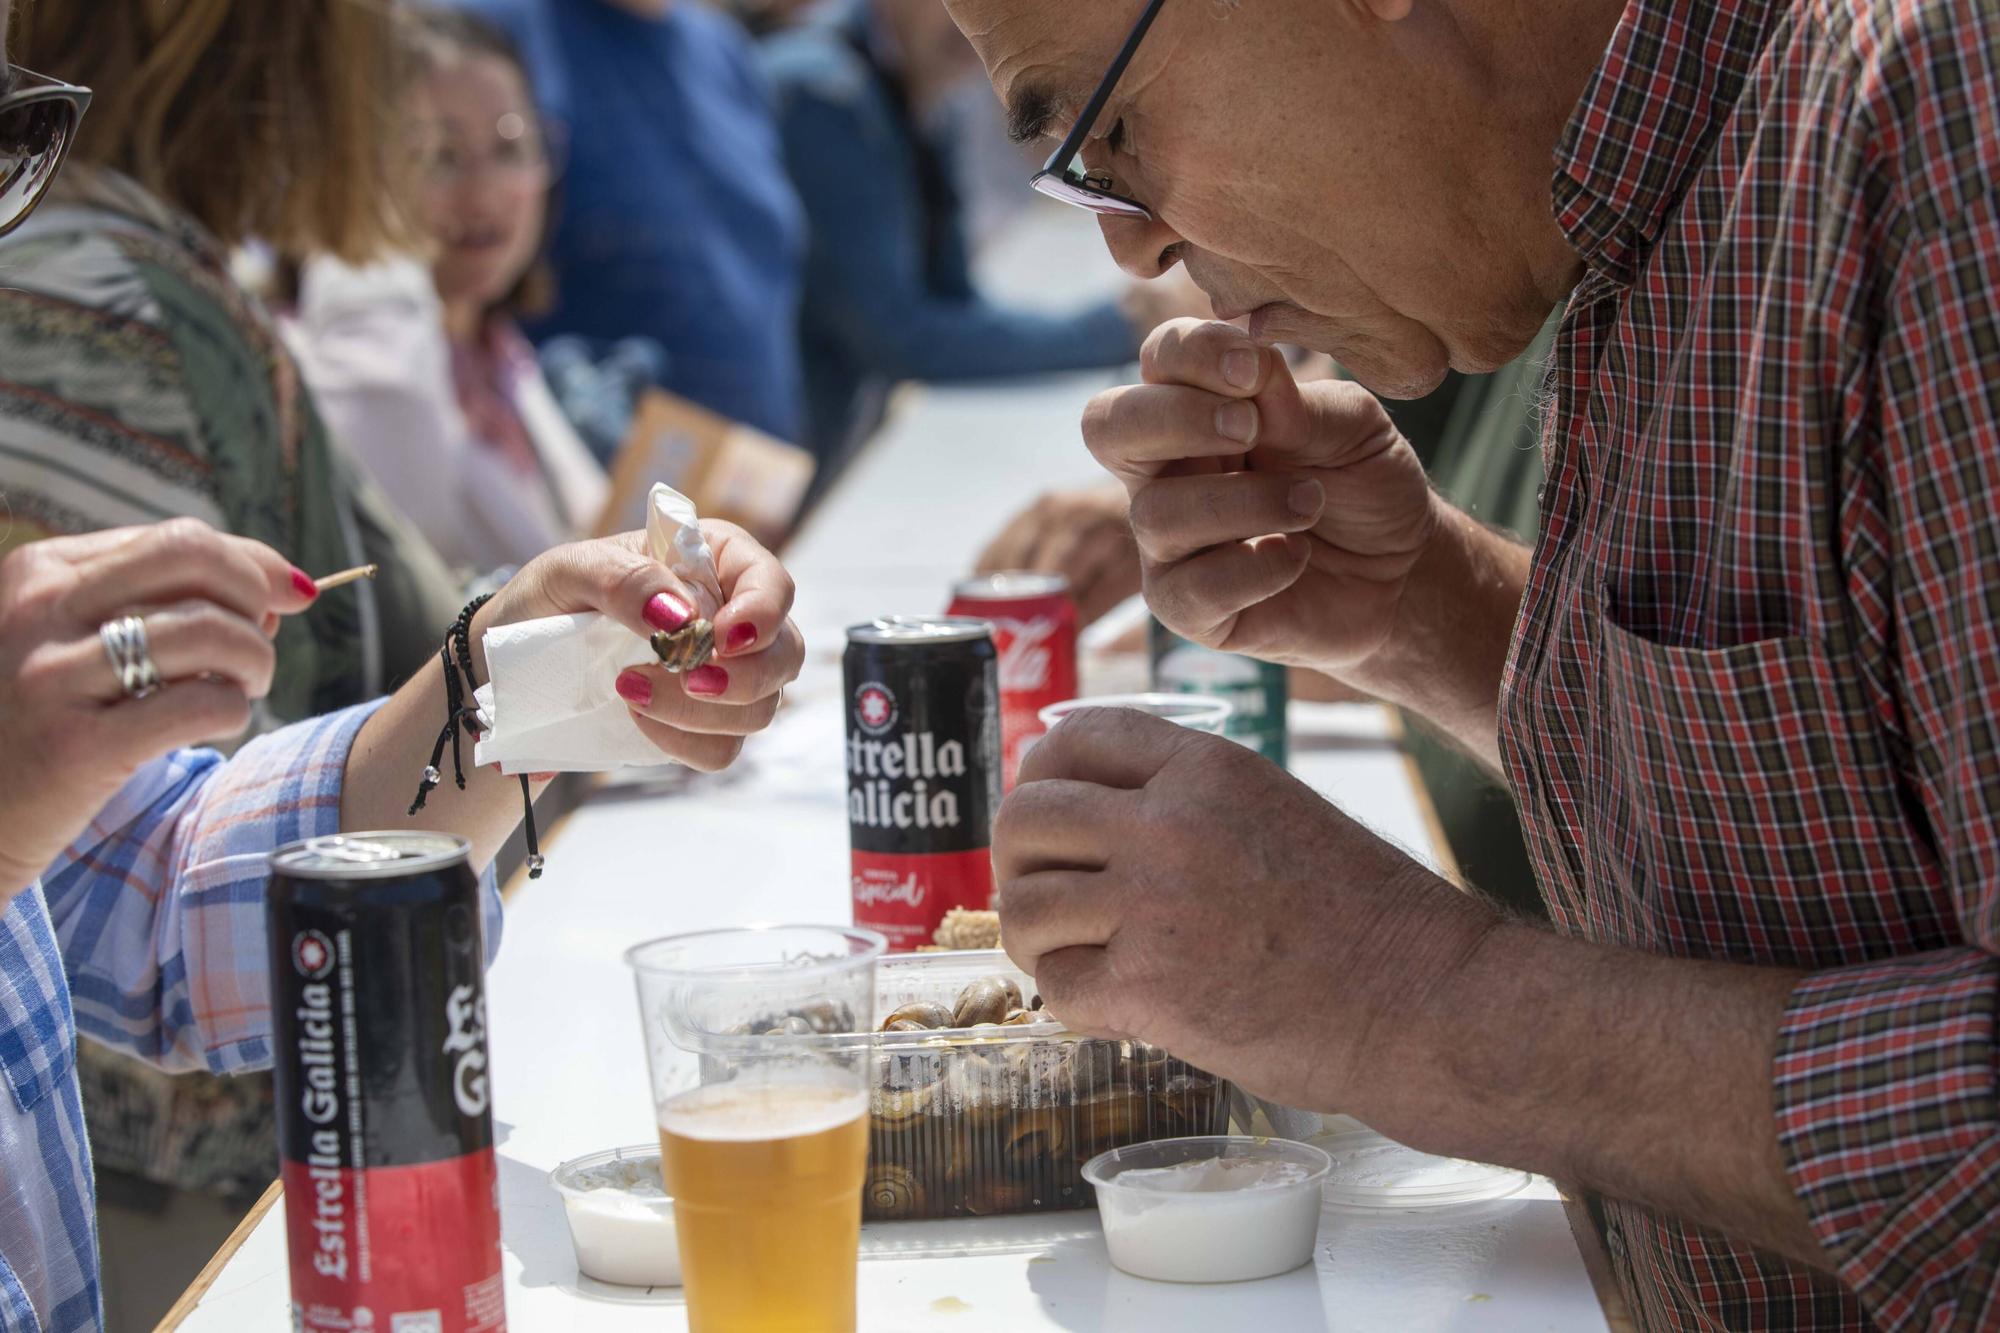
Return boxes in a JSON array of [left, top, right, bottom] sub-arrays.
[[473, 485, 722, 775]]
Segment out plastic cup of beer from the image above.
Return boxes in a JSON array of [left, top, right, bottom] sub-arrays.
[[626, 925, 884, 1333], [1039, 692, 1233, 735]]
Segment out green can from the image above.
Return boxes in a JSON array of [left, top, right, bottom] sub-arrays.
[[1147, 619, 1289, 768]]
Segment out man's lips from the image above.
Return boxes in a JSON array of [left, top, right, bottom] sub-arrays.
[[1210, 300, 1290, 331]]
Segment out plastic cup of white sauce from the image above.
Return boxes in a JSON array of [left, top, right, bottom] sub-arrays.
[[1083, 1136, 1332, 1283], [550, 1144, 682, 1288]]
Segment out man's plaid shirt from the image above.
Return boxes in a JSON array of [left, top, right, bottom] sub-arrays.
[[1498, 0, 2000, 1326]]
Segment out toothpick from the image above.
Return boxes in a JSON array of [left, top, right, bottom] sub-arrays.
[[312, 563, 379, 592]]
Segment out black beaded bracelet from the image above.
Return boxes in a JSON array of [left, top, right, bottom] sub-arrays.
[[408, 594, 545, 880]]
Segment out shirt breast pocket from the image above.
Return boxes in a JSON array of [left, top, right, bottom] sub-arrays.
[[1592, 599, 1937, 964], [0, 890, 78, 1115]]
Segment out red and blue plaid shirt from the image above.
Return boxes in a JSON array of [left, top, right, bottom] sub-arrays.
[[1499, 0, 2000, 1326], [0, 704, 500, 1331]]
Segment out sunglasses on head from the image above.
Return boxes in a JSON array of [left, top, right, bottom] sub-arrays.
[[0, 67, 90, 240], [1029, 0, 1167, 220]]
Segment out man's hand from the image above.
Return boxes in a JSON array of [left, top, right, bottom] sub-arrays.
[[993, 705, 1493, 1111], [974, 485, 1139, 627], [1082, 318, 1529, 764]]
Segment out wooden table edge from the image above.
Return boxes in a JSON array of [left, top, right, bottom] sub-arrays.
[[153, 1178, 283, 1331], [1385, 706, 1465, 886], [1560, 1190, 1638, 1332]]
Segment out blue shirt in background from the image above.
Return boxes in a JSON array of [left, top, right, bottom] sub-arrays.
[[451, 0, 807, 443], [760, 1, 1137, 472]]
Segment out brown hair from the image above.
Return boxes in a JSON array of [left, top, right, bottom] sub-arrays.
[[14, 0, 421, 263]]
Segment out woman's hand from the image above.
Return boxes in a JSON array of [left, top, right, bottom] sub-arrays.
[[0, 521, 317, 899], [471, 522, 803, 772]]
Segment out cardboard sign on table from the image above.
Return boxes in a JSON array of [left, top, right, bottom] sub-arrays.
[[592, 387, 815, 548]]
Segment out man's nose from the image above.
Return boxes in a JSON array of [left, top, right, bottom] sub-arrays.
[[1098, 213, 1186, 279]]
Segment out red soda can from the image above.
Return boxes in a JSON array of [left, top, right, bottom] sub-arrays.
[[267, 832, 505, 1333], [845, 616, 1002, 951], [947, 572, 1079, 789]]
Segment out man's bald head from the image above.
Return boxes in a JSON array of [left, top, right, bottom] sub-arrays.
[[944, 0, 1617, 394]]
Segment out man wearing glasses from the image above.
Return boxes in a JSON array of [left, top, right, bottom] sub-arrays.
[[966, 0, 2000, 1327]]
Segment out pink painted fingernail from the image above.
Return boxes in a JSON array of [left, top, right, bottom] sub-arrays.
[[290, 567, 318, 599], [615, 670, 653, 706], [644, 592, 691, 631], [725, 622, 758, 653], [685, 665, 728, 697]]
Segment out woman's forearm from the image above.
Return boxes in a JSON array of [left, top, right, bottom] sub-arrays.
[[338, 647, 545, 870]]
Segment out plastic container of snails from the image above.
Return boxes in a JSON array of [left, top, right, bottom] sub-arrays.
[[705, 950, 1231, 1222]]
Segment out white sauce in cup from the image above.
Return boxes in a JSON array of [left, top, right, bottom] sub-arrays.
[[1085, 1137, 1331, 1283]]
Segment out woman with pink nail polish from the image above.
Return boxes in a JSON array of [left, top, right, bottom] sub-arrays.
[[0, 1, 467, 727], [0, 506, 804, 1330], [0, 9, 804, 1314]]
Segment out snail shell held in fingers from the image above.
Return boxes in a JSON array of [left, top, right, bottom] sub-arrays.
[[650, 619, 716, 673]]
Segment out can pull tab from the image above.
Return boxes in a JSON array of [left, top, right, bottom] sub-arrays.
[[301, 835, 408, 865]]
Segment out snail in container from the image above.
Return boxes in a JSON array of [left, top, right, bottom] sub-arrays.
[[650, 619, 716, 673], [950, 976, 1022, 1028], [866, 1162, 926, 1220], [853, 971, 1227, 1223], [880, 1001, 952, 1033]]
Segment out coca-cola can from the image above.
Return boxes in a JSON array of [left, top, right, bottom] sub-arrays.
[[267, 832, 505, 1333], [947, 572, 1079, 789], [845, 616, 1002, 951]]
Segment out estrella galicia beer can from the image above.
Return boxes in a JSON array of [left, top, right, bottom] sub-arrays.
[[845, 616, 1002, 951], [267, 832, 504, 1333]]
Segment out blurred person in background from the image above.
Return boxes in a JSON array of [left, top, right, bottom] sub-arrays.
[[0, 2, 464, 1317], [288, 7, 608, 575], [446, 0, 807, 443], [730, 0, 817, 38], [761, 0, 1192, 479], [0, 0, 461, 719]]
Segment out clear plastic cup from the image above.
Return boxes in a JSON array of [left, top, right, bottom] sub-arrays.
[[1083, 1135, 1332, 1283], [627, 926, 884, 1333], [1039, 692, 1234, 735]]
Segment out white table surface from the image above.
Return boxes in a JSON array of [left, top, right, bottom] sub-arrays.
[[173, 206, 1613, 1332]]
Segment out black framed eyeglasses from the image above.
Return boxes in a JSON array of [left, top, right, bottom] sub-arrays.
[[1029, 0, 1166, 220], [0, 67, 90, 241]]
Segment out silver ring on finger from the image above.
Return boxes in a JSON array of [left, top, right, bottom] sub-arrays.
[[98, 614, 162, 699]]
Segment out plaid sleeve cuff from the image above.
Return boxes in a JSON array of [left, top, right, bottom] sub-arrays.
[[166, 701, 383, 1072], [1775, 950, 2000, 1329]]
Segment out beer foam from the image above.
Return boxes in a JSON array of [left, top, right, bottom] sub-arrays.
[[659, 1080, 867, 1142]]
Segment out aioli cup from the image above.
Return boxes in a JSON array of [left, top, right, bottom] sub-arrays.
[[1083, 1135, 1331, 1283], [1038, 692, 1233, 735]]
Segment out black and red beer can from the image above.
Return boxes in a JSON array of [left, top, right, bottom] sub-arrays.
[[845, 616, 1002, 951], [267, 832, 505, 1333], [947, 572, 1079, 790]]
